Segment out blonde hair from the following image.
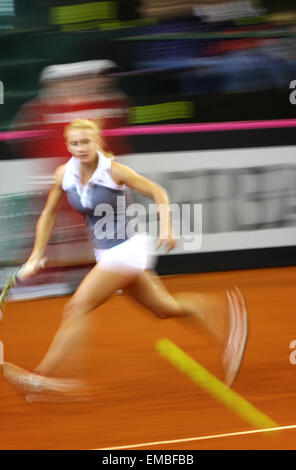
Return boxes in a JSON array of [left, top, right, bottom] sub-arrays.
[[64, 118, 112, 157]]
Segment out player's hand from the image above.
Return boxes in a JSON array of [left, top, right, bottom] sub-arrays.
[[18, 257, 47, 281], [157, 231, 177, 252]]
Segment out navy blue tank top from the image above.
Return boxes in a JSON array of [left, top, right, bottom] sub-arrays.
[[62, 152, 135, 249]]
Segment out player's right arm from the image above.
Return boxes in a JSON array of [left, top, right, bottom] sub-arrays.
[[20, 165, 66, 279]]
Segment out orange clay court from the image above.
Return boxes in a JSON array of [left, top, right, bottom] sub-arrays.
[[0, 266, 296, 450]]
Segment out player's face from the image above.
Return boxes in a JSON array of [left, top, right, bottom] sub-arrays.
[[66, 128, 98, 163]]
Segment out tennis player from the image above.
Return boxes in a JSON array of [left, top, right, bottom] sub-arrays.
[[3, 119, 248, 401]]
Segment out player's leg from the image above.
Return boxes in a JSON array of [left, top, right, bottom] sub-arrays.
[[126, 270, 228, 341], [33, 265, 139, 377], [126, 270, 248, 386], [3, 265, 141, 399]]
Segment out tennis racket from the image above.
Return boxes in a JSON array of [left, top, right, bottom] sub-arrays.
[[0, 258, 47, 318]]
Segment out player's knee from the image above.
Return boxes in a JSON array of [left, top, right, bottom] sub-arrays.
[[155, 310, 187, 319], [62, 299, 88, 321], [156, 311, 173, 319], [153, 299, 185, 320]]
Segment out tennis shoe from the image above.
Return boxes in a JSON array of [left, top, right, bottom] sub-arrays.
[[2, 362, 88, 402], [222, 286, 248, 387]]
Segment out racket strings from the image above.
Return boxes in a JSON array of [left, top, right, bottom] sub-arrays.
[[0, 267, 20, 306], [0, 267, 19, 287]]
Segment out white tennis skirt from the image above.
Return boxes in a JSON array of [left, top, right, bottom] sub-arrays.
[[93, 233, 157, 275]]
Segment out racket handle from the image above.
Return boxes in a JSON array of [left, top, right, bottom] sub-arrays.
[[39, 257, 47, 269], [17, 256, 47, 281]]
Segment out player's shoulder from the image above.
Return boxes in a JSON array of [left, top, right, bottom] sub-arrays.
[[110, 159, 128, 174], [53, 164, 67, 187], [110, 159, 137, 185]]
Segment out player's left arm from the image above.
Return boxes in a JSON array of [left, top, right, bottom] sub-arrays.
[[111, 161, 176, 251]]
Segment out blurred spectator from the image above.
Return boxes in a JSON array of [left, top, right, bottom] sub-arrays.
[[139, 0, 265, 22], [193, 0, 265, 23], [139, 0, 196, 19], [133, 0, 296, 96], [11, 60, 133, 161], [9, 60, 134, 272]]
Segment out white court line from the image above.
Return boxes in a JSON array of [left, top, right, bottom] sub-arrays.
[[96, 424, 296, 450]]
